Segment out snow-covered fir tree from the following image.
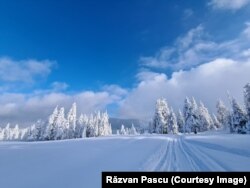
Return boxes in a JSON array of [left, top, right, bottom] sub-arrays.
[[0, 127, 2, 140], [44, 106, 59, 140], [2, 123, 11, 140], [199, 102, 214, 131], [212, 114, 220, 129], [183, 97, 191, 133], [176, 110, 185, 133], [244, 83, 250, 119], [27, 124, 38, 141], [191, 97, 201, 133], [28, 120, 44, 141], [86, 114, 95, 137], [183, 97, 200, 133], [231, 98, 248, 134], [152, 98, 170, 134], [119, 124, 127, 135], [244, 83, 250, 131], [129, 124, 138, 135], [168, 108, 178, 134], [101, 111, 112, 136], [67, 103, 77, 139], [76, 114, 88, 138], [55, 107, 66, 140], [216, 100, 230, 130], [9, 124, 19, 140]]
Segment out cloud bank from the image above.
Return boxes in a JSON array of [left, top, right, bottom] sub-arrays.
[[0, 57, 55, 83], [0, 90, 123, 126], [119, 58, 250, 120], [208, 0, 250, 10]]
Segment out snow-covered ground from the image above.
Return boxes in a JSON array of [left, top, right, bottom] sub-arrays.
[[0, 133, 250, 188]]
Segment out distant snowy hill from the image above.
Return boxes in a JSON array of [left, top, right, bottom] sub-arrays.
[[0, 133, 250, 188]]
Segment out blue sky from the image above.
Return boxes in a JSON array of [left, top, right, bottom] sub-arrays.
[[0, 0, 250, 125]]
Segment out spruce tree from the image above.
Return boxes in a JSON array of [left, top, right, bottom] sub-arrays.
[[176, 110, 185, 133], [216, 100, 230, 130], [231, 98, 248, 134], [199, 102, 213, 131], [152, 98, 170, 134], [169, 108, 178, 134]]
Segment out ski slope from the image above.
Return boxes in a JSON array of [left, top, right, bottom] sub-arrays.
[[0, 133, 250, 188]]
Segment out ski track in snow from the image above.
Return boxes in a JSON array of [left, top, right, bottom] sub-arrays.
[[141, 135, 226, 171], [0, 134, 250, 188]]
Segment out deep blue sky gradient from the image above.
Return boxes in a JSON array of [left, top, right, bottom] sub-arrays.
[[0, 0, 249, 91]]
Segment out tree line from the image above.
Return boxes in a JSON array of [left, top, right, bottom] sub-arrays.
[[150, 83, 250, 134], [0, 103, 112, 141]]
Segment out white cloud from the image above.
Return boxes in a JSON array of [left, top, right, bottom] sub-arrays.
[[0, 89, 122, 126], [51, 82, 69, 91], [136, 70, 165, 82], [242, 48, 250, 57], [140, 23, 250, 70], [119, 58, 250, 120], [102, 84, 128, 97], [0, 57, 55, 83], [139, 25, 210, 69], [208, 0, 250, 10]]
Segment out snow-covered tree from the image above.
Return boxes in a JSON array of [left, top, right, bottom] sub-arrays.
[[120, 124, 127, 135], [19, 128, 29, 141], [231, 98, 248, 134], [86, 114, 96, 137], [244, 83, 250, 131], [152, 98, 170, 134], [67, 103, 77, 139], [183, 97, 200, 133], [199, 102, 213, 131], [2, 123, 11, 140], [129, 124, 138, 135], [54, 107, 66, 140], [176, 110, 185, 133], [183, 97, 191, 133], [44, 106, 59, 140], [244, 83, 250, 119], [8, 124, 19, 140], [0, 127, 2, 140], [100, 111, 112, 136], [31, 120, 45, 141], [27, 124, 38, 141], [216, 100, 230, 130], [168, 108, 178, 134], [76, 114, 88, 138], [212, 114, 220, 129]]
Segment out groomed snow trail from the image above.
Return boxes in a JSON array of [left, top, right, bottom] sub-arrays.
[[0, 134, 250, 188], [142, 134, 250, 171]]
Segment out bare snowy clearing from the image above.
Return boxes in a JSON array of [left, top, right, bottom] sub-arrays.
[[0, 133, 249, 188]]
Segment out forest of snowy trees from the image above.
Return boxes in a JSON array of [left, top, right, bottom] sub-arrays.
[[150, 83, 250, 134], [0, 83, 250, 141], [0, 103, 112, 141]]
